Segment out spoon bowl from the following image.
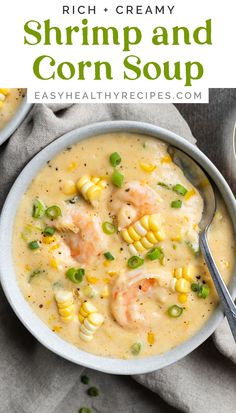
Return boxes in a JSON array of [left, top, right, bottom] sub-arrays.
[[168, 146, 216, 231], [168, 145, 236, 342]]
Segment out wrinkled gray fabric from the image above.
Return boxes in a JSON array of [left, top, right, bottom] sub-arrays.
[[0, 104, 235, 413]]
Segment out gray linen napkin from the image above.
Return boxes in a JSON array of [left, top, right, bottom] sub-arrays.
[[0, 104, 235, 413]]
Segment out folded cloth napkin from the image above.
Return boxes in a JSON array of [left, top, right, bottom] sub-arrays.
[[0, 104, 235, 413]]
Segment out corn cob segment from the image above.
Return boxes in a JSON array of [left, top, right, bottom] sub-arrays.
[[55, 290, 75, 323], [169, 265, 194, 295], [78, 301, 104, 342], [0, 88, 9, 108], [76, 175, 107, 205], [121, 214, 165, 254]]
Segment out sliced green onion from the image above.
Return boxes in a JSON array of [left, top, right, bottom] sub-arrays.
[[79, 408, 91, 413], [198, 285, 210, 299], [128, 256, 144, 269], [87, 387, 99, 397], [112, 170, 124, 188], [32, 199, 45, 218], [81, 375, 90, 385], [168, 305, 183, 318], [43, 226, 55, 236], [185, 241, 201, 258], [109, 152, 121, 167], [171, 200, 182, 209], [158, 182, 172, 190], [66, 267, 85, 283], [191, 283, 200, 292], [173, 184, 188, 196], [104, 252, 115, 261], [130, 342, 141, 356], [45, 205, 62, 220], [28, 240, 40, 250], [102, 222, 116, 235], [146, 247, 164, 261], [28, 269, 42, 283]]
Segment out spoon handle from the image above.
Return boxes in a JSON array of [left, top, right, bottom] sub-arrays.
[[200, 230, 236, 342]]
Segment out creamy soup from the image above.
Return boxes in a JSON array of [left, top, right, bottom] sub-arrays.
[[13, 134, 235, 359], [0, 88, 26, 130]]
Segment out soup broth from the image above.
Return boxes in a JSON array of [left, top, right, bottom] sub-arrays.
[[13, 134, 235, 359]]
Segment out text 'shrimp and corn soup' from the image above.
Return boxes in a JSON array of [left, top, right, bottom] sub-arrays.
[[13, 134, 234, 358]]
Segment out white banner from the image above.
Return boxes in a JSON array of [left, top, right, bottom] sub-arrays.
[[0, 0, 235, 102]]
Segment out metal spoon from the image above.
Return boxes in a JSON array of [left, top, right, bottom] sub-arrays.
[[168, 146, 236, 342]]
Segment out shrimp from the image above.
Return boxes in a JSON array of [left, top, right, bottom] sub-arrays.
[[111, 269, 172, 329], [110, 181, 161, 229], [54, 203, 108, 264]]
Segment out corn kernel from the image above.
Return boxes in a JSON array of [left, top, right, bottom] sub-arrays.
[[140, 162, 156, 172], [49, 243, 60, 251], [86, 275, 99, 284], [0, 101, 3, 109], [182, 265, 194, 281], [185, 188, 196, 200], [174, 268, 183, 279], [178, 293, 188, 304], [160, 155, 172, 164], [67, 162, 77, 172], [101, 286, 109, 298], [175, 278, 190, 293], [103, 260, 111, 267], [62, 180, 77, 195], [107, 271, 117, 277], [52, 325, 62, 332], [171, 234, 182, 242], [42, 236, 56, 245], [147, 331, 155, 345], [127, 226, 141, 241], [0, 88, 9, 95], [50, 258, 59, 269], [103, 277, 111, 284]]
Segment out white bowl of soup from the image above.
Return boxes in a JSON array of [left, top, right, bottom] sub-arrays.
[[0, 88, 33, 145], [0, 121, 235, 374]]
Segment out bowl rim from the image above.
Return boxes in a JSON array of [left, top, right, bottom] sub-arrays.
[[0, 120, 235, 375], [0, 93, 33, 146]]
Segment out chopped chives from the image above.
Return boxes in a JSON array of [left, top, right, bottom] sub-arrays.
[[81, 375, 90, 385], [104, 252, 115, 261], [32, 199, 45, 218], [43, 226, 55, 236], [167, 305, 183, 318], [87, 387, 99, 397], [130, 342, 141, 356], [66, 268, 85, 283], [198, 285, 210, 299], [45, 205, 62, 220], [171, 200, 182, 208], [173, 184, 188, 196], [191, 283, 200, 292], [79, 408, 92, 413], [128, 256, 144, 269], [28, 240, 40, 250], [102, 222, 116, 235], [28, 269, 42, 283], [158, 182, 172, 190], [146, 247, 163, 261], [111, 170, 124, 188], [109, 152, 121, 167]]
